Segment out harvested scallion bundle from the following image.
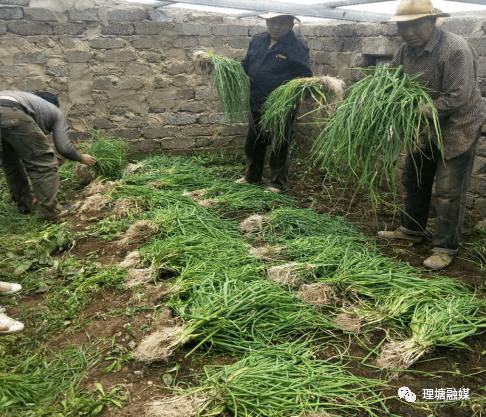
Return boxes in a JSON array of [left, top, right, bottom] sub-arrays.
[[260, 76, 345, 148], [267, 206, 361, 239], [311, 65, 442, 201], [209, 52, 249, 122], [168, 276, 336, 355], [85, 136, 128, 180], [200, 343, 388, 417], [377, 295, 486, 369]]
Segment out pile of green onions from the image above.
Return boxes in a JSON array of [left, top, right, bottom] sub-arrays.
[[168, 276, 336, 355], [377, 295, 486, 369], [267, 207, 361, 240], [85, 136, 128, 180]]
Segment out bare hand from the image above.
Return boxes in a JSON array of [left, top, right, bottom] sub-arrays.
[[79, 153, 96, 166]]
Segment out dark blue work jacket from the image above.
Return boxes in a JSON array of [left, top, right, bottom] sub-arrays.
[[242, 31, 313, 112]]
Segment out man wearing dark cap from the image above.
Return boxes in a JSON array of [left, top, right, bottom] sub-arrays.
[[238, 13, 313, 192], [377, 0, 486, 270], [0, 90, 96, 221]]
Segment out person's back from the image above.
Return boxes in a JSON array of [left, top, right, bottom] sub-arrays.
[[0, 90, 95, 220]]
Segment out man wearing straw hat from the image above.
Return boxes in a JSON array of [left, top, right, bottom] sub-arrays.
[[237, 13, 313, 193], [378, 0, 486, 270]]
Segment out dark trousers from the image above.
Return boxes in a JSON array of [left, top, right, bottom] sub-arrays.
[[244, 110, 295, 189], [401, 139, 478, 252], [0, 106, 59, 216]]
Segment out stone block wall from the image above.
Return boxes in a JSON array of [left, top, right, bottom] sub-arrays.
[[0, 0, 485, 219]]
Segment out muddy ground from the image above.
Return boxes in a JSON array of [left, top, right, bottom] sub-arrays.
[[33, 155, 486, 417]]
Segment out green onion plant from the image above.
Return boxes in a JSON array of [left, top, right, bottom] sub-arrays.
[[209, 53, 249, 122], [85, 134, 128, 180], [260, 75, 344, 148], [311, 65, 442, 202]]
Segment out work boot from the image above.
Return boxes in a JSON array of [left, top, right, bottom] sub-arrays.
[[264, 186, 282, 193], [423, 250, 455, 270], [377, 227, 423, 243], [235, 177, 250, 184], [0, 307, 24, 335], [14, 196, 34, 214], [41, 204, 69, 222], [17, 203, 32, 214], [0, 282, 21, 295], [42, 210, 59, 222]]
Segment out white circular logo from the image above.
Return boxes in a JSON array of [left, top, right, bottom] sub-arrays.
[[398, 386, 416, 403]]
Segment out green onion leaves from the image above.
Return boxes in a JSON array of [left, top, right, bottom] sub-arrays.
[[311, 65, 442, 201], [210, 53, 250, 122]]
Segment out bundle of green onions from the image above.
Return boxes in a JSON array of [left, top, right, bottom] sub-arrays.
[[260, 75, 345, 149], [267, 206, 361, 240], [168, 276, 336, 355], [331, 252, 467, 300], [209, 52, 249, 122], [377, 295, 486, 369], [85, 135, 128, 180], [311, 65, 442, 201], [199, 343, 389, 417]]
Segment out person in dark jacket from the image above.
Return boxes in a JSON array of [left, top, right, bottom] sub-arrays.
[[238, 13, 313, 192], [0, 90, 96, 221], [377, 0, 486, 270]]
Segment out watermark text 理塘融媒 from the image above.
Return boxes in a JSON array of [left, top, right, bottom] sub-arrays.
[[398, 386, 470, 403]]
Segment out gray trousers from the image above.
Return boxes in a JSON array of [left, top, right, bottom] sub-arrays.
[[0, 106, 59, 217], [401, 138, 478, 253]]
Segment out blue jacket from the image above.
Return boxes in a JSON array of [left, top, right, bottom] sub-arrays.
[[242, 31, 313, 112]]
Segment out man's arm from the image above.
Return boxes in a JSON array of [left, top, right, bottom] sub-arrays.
[[51, 111, 96, 165], [433, 47, 474, 115], [241, 37, 255, 76], [50, 115, 83, 162], [287, 42, 313, 78]]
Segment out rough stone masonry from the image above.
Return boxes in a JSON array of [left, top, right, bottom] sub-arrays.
[[0, 0, 485, 219]]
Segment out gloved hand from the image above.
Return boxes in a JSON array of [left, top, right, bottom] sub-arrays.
[[79, 153, 96, 166]]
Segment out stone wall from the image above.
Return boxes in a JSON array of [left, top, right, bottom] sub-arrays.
[[0, 0, 485, 219]]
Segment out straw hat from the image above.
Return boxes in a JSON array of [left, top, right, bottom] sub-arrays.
[[390, 0, 449, 21]]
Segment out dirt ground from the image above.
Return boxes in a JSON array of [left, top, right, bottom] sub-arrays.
[[47, 157, 486, 417]]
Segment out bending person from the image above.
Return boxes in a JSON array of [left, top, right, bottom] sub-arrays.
[[0, 90, 96, 221]]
